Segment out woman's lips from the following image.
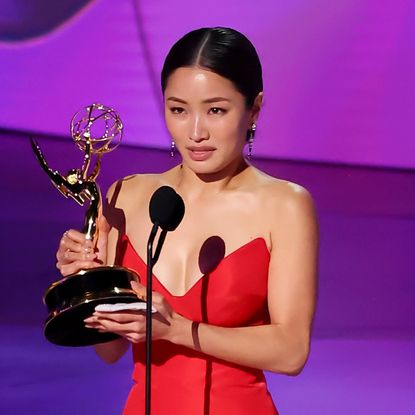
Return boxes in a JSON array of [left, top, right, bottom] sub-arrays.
[[187, 147, 216, 161]]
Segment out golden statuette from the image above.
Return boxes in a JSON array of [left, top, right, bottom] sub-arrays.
[[31, 103, 140, 347]]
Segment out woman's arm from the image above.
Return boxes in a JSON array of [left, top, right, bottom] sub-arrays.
[[93, 337, 130, 364], [55, 179, 132, 364], [168, 185, 318, 375], [91, 221, 131, 364], [91, 180, 132, 364]]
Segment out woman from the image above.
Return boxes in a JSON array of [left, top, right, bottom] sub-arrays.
[[56, 27, 318, 414]]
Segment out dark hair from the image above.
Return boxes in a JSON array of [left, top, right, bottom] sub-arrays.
[[161, 27, 263, 108]]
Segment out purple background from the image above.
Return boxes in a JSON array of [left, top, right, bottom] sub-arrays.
[[1, 0, 415, 168], [1, 1, 414, 414]]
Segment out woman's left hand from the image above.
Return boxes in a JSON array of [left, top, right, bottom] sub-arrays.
[[84, 281, 176, 343]]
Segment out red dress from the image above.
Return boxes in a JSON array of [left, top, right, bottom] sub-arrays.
[[117, 234, 278, 415]]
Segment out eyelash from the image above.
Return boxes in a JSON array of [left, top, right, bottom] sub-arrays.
[[170, 107, 185, 114], [209, 107, 227, 115], [169, 107, 227, 115]]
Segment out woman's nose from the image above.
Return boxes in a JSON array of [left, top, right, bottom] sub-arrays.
[[189, 115, 209, 142]]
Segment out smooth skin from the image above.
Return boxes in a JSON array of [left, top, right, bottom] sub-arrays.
[[56, 67, 319, 374]]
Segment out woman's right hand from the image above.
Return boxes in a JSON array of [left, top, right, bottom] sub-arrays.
[[56, 216, 110, 277]]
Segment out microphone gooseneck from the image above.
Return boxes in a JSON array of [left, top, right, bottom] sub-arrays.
[[145, 186, 185, 415]]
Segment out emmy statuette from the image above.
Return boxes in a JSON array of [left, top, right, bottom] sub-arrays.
[[31, 103, 140, 347]]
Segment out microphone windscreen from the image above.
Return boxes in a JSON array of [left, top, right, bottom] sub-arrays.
[[149, 186, 185, 231]]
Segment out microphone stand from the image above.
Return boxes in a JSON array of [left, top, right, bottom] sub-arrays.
[[143, 184, 185, 415], [145, 223, 167, 415]]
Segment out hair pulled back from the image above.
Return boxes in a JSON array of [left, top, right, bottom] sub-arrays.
[[161, 27, 263, 108]]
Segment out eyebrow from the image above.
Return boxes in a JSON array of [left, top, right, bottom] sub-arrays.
[[166, 97, 231, 104]]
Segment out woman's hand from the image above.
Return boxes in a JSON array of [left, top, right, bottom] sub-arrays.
[[56, 216, 110, 276], [84, 280, 180, 343]]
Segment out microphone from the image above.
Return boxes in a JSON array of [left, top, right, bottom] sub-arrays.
[[149, 185, 185, 231], [145, 186, 185, 415]]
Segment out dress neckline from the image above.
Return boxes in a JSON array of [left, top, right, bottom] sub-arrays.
[[122, 235, 270, 298]]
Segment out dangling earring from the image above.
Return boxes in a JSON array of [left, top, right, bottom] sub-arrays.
[[170, 140, 176, 158], [246, 123, 256, 159]]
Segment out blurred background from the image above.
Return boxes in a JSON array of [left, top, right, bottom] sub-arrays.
[[1, 0, 414, 414]]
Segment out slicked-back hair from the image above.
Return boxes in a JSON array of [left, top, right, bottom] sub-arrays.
[[161, 27, 263, 108]]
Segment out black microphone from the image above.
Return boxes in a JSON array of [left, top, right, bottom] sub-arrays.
[[145, 186, 185, 415], [149, 185, 185, 231], [149, 186, 185, 263]]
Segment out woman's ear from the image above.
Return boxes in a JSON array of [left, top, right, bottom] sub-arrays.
[[251, 92, 264, 123]]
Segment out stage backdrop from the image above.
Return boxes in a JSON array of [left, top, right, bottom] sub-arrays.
[[0, 0, 414, 169]]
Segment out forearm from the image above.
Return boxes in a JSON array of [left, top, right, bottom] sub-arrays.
[[93, 337, 130, 364], [169, 314, 310, 375]]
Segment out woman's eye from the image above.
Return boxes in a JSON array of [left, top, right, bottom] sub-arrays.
[[209, 107, 226, 115], [170, 107, 185, 114]]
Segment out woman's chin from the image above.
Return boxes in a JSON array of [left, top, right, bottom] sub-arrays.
[[183, 158, 245, 179], [180, 157, 217, 174], [190, 164, 219, 176]]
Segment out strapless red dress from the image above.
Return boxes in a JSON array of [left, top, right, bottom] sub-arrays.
[[117, 234, 278, 415]]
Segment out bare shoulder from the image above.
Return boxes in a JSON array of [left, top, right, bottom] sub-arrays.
[[249, 167, 318, 230], [104, 172, 174, 235], [105, 171, 173, 208], [252, 168, 314, 209], [106, 174, 138, 201], [247, 169, 319, 269]]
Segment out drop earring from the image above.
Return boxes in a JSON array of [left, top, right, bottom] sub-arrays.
[[170, 140, 176, 158], [247, 123, 256, 159]]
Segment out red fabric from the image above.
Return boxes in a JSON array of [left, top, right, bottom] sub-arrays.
[[118, 234, 278, 415]]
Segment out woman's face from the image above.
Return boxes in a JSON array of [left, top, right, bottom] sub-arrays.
[[164, 67, 256, 175]]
